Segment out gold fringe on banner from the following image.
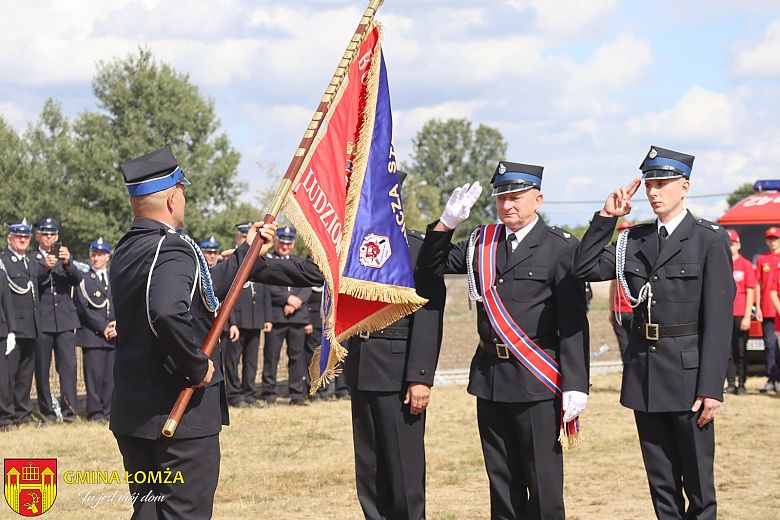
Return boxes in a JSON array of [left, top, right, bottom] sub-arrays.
[[339, 22, 384, 276]]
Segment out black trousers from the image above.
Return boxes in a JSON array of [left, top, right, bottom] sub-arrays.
[[82, 347, 114, 420], [262, 324, 306, 401], [224, 328, 260, 404], [115, 433, 220, 520], [352, 389, 426, 520], [9, 337, 36, 424], [303, 327, 349, 398], [36, 330, 78, 419], [611, 312, 633, 361], [0, 338, 12, 426], [634, 410, 716, 520], [727, 316, 748, 387], [477, 398, 564, 520]]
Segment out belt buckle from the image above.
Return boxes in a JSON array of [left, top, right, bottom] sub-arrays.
[[495, 343, 510, 360], [358, 331, 370, 340], [644, 323, 660, 341]]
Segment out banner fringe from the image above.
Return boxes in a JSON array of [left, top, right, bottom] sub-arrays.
[[339, 277, 428, 305], [336, 300, 422, 342], [558, 429, 583, 451], [339, 22, 384, 275]]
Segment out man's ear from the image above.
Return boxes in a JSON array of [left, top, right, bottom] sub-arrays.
[[166, 190, 176, 214]]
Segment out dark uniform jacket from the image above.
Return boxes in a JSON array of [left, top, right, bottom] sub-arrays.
[[266, 252, 311, 325], [0, 270, 17, 338], [572, 212, 734, 411], [35, 251, 83, 333], [109, 217, 254, 440], [74, 268, 115, 349], [344, 230, 445, 392], [232, 282, 271, 330], [419, 217, 590, 403], [0, 248, 45, 339]]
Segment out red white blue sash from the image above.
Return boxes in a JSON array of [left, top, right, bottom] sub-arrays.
[[477, 223, 581, 448]]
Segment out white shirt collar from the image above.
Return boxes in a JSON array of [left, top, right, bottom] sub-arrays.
[[38, 247, 49, 257], [505, 214, 539, 250], [8, 246, 26, 260], [656, 209, 688, 237], [93, 267, 107, 279]]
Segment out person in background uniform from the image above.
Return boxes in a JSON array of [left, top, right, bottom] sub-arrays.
[[725, 229, 755, 395], [609, 220, 635, 361], [109, 146, 278, 519], [0, 268, 17, 431], [572, 146, 733, 520], [74, 238, 116, 421], [756, 226, 780, 394], [34, 218, 83, 422], [0, 219, 46, 426], [418, 162, 590, 520], [261, 227, 311, 406], [199, 236, 243, 407]]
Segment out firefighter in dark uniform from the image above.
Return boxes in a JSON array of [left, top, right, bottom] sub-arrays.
[[109, 146, 278, 519], [74, 238, 116, 422], [199, 236, 244, 407], [417, 163, 590, 520], [226, 225, 271, 407], [302, 281, 349, 400], [572, 146, 734, 520], [34, 218, 83, 422], [261, 227, 311, 406], [0, 267, 17, 430], [253, 226, 446, 520], [1, 219, 46, 426]]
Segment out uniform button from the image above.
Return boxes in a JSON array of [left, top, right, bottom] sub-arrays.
[[54, 303, 58, 306], [635, 268, 640, 272], [498, 278, 504, 284], [652, 300, 657, 305], [652, 275, 658, 281], [649, 346, 656, 353], [419, 369, 426, 375], [680, 269, 685, 274], [528, 271, 533, 276]]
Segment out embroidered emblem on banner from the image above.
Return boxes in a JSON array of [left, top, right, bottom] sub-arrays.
[[359, 233, 391, 268]]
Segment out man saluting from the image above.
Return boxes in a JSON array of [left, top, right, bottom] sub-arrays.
[[109, 147, 277, 519], [572, 146, 733, 520]]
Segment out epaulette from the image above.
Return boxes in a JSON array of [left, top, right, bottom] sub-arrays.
[[407, 229, 425, 242], [547, 226, 574, 241], [695, 219, 723, 233]]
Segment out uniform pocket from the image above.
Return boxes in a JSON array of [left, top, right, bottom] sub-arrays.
[[512, 266, 549, 301], [665, 263, 700, 302], [681, 349, 699, 369]]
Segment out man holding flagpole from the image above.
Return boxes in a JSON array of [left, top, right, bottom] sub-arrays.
[[417, 163, 590, 520]]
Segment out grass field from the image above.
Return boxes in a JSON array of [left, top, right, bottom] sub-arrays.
[[4, 372, 780, 519], [11, 276, 779, 518]]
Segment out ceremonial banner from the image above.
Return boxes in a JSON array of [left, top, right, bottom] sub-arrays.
[[283, 23, 426, 388]]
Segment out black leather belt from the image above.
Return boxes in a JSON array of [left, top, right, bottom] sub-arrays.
[[479, 336, 559, 360], [632, 321, 698, 341], [359, 327, 409, 341]]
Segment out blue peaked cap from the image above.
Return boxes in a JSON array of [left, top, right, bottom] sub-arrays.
[[640, 146, 694, 179], [89, 237, 112, 253], [120, 146, 191, 197]]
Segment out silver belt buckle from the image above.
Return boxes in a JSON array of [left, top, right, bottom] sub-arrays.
[[644, 323, 660, 341], [358, 331, 370, 340], [495, 343, 510, 359]]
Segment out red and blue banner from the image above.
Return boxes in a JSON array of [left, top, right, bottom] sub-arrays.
[[283, 23, 425, 389]]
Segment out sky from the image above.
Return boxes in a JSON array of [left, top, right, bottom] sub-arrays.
[[2, 0, 780, 225]]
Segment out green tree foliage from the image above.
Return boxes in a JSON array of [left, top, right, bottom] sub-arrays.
[[0, 48, 256, 257], [727, 182, 755, 207], [401, 118, 507, 240]]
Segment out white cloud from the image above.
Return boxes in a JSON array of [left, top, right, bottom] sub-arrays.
[[0, 102, 32, 132], [505, 0, 618, 37], [627, 86, 738, 144], [730, 18, 780, 79]]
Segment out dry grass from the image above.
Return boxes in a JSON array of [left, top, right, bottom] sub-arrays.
[[4, 373, 780, 519]]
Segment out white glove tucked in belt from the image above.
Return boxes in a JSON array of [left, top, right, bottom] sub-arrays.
[[562, 390, 588, 423], [5, 333, 15, 356]]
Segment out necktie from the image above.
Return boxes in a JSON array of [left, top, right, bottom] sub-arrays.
[[506, 233, 516, 255], [99, 272, 106, 287], [658, 226, 668, 252]]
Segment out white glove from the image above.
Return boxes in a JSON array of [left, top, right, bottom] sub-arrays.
[[439, 182, 483, 229], [5, 333, 15, 356], [562, 390, 588, 423]]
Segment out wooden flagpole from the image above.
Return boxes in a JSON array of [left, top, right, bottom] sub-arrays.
[[163, 0, 385, 437]]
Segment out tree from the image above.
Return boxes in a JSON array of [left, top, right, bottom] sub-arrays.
[[0, 116, 35, 228], [727, 182, 755, 207], [401, 119, 507, 240]]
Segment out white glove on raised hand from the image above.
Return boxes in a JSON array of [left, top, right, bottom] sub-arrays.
[[5, 333, 15, 356], [439, 182, 482, 230], [562, 390, 588, 423]]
